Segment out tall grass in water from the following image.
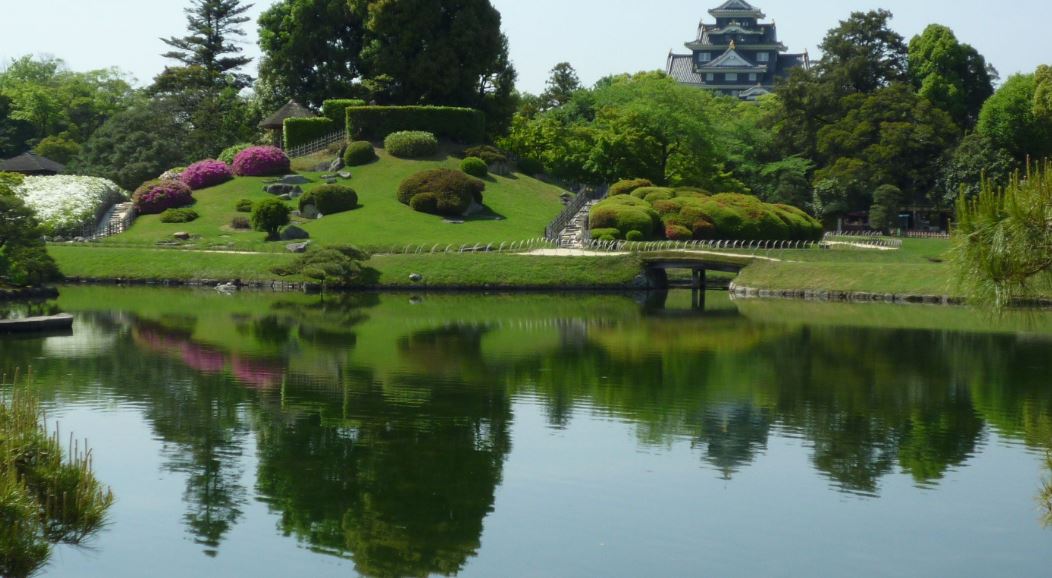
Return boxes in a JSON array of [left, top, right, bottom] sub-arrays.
[[0, 368, 114, 578], [1042, 452, 1052, 528], [953, 161, 1052, 308]]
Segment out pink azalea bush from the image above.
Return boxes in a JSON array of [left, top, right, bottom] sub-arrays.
[[132, 179, 194, 215], [232, 146, 291, 177], [180, 159, 233, 190]]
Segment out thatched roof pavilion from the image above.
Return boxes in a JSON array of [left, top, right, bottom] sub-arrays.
[[259, 100, 316, 148], [0, 152, 65, 175]]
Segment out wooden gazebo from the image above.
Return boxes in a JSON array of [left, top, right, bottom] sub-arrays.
[[258, 100, 315, 149], [0, 152, 65, 175]]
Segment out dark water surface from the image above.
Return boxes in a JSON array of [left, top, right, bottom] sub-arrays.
[[2, 287, 1051, 577]]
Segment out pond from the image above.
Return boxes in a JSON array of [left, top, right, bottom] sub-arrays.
[[2, 287, 1051, 577]]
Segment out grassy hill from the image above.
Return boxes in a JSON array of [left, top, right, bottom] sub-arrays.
[[102, 147, 568, 252]]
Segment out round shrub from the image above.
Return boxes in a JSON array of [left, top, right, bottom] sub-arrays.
[[159, 208, 199, 223], [344, 141, 377, 166], [460, 157, 488, 178], [232, 146, 290, 177], [398, 169, 485, 216], [180, 159, 233, 190], [626, 230, 645, 242], [463, 145, 507, 164], [218, 143, 253, 165], [251, 197, 291, 238], [590, 228, 622, 241], [588, 201, 658, 239], [665, 224, 693, 241], [609, 178, 654, 197], [231, 215, 251, 230], [133, 180, 194, 215], [299, 184, 359, 215], [409, 192, 439, 213], [236, 198, 254, 213], [631, 186, 672, 200], [384, 131, 438, 159]]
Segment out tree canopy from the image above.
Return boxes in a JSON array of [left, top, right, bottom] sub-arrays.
[[977, 69, 1052, 161], [908, 24, 995, 128], [161, 0, 254, 89]]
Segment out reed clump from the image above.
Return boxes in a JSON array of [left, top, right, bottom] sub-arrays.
[[0, 368, 114, 578]]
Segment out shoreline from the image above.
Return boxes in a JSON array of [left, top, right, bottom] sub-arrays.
[[0, 286, 60, 301], [729, 282, 1052, 309]]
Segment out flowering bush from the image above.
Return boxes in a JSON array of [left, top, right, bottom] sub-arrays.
[[232, 146, 290, 177], [180, 159, 233, 190], [133, 180, 194, 215], [13, 175, 128, 237], [218, 143, 253, 165]]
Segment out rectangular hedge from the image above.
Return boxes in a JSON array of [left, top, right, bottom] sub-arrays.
[[322, 99, 367, 124], [345, 106, 485, 144], [283, 117, 337, 150]]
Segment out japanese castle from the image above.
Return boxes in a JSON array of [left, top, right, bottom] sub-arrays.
[[666, 0, 808, 100]]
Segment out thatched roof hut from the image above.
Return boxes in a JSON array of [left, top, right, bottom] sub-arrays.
[[259, 100, 315, 130], [0, 152, 65, 175]]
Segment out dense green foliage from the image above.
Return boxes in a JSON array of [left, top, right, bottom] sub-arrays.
[[0, 173, 59, 286], [589, 188, 822, 242], [298, 184, 359, 215], [0, 388, 113, 578], [321, 99, 366, 123], [347, 106, 485, 143], [461, 145, 506, 165], [235, 198, 253, 212], [398, 169, 485, 216], [384, 131, 439, 159], [283, 117, 337, 149], [160, 0, 253, 89], [460, 157, 488, 178], [272, 244, 370, 288], [953, 162, 1052, 307], [32, 136, 80, 165], [936, 133, 1017, 204], [908, 24, 994, 128], [609, 178, 655, 197], [159, 208, 200, 223], [218, 143, 253, 165], [343, 141, 377, 166], [977, 69, 1052, 161], [868, 184, 903, 232], [251, 197, 291, 239]]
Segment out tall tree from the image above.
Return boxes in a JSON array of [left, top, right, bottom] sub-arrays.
[[908, 24, 995, 128], [162, 0, 254, 89], [815, 10, 908, 95], [540, 62, 581, 110], [977, 71, 1052, 161], [257, 0, 367, 110]]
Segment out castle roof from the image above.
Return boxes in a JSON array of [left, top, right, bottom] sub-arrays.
[[709, 0, 765, 18]]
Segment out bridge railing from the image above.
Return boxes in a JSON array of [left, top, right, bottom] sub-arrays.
[[579, 238, 825, 253]]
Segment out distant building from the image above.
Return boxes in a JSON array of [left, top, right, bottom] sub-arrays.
[[666, 0, 808, 100], [0, 152, 65, 176]]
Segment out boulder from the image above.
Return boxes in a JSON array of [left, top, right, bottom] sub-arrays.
[[300, 204, 319, 220], [173, 232, 191, 241], [464, 200, 486, 216], [409, 273, 424, 283], [278, 194, 292, 201], [263, 183, 303, 196], [312, 162, 330, 172], [337, 171, 352, 180], [280, 225, 310, 241], [286, 241, 311, 253], [278, 175, 311, 185], [328, 157, 344, 172]]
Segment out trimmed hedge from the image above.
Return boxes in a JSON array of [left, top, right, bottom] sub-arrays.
[[462, 145, 507, 164], [322, 99, 367, 123], [236, 198, 254, 213], [298, 184, 358, 215], [283, 117, 337, 150], [609, 178, 654, 197], [159, 208, 199, 223], [343, 141, 377, 166], [346, 106, 485, 143], [460, 157, 488, 177], [398, 169, 485, 216], [384, 131, 438, 159]]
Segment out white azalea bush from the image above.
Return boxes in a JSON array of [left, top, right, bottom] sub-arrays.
[[14, 176, 128, 237]]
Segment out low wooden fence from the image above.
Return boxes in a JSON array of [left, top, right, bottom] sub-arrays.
[[286, 130, 348, 159]]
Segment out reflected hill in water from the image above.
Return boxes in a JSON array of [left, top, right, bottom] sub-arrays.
[[3, 287, 1052, 575]]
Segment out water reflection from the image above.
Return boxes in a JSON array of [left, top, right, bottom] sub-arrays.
[[3, 287, 1052, 575]]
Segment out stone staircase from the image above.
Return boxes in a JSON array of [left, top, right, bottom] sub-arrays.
[[93, 202, 135, 239], [557, 200, 600, 248]]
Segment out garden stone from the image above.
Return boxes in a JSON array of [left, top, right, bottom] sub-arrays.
[[442, 218, 465, 225], [312, 162, 330, 172], [173, 232, 191, 241], [280, 225, 310, 241], [278, 194, 292, 201], [300, 204, 319, 219], [464, 200, 486, 216], [286, 241, 311, 254], [338, 171, 352, 179], [73, 236, 86, 243], [263, 183, 302, 196], [409, 273, 423, 283], [278, 175, 311, 185], [328, 157, 344, 172]]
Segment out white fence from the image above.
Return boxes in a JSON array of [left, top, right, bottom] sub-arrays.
[[286, 130, 348, 159]]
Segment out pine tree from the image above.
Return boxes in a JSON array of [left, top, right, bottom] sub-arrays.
[[161, 0, 254, 89]]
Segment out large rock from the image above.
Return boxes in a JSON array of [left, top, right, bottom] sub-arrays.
[[278, 175, 311, 185], [263, 183, 303, 196], [300, 204, 319, 220], [286, 241, 311, 253], [328, 157, 344, 172], [280, 225, 310, 241], [173, 232, 191, 241], [409, 273, 424, 283], [337, 171, 352, 180]]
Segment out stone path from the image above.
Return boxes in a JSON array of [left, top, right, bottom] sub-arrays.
[[556, 200, 600, 248], [94, 202, 135, 238]]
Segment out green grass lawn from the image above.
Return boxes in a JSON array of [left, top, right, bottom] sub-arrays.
[[101, 148, 568, 252], [49, 245, 644, 288]]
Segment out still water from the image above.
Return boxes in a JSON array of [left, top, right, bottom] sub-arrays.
[[2, 287, 1051, 577]]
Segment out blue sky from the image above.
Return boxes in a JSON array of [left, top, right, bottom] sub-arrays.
[[0, 0, 1045, 93]]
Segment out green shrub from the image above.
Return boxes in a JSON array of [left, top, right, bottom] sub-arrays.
[[231, 216, 251, 229], [463, 145, 507, 164], [665, 224, 693, 241], [321, 99, 367, 123], [609, 178, 654, 197], [384, 131, 439, 158], [590, 227, 622, 241], [674, 186, 710, 197], [398, 169, 485, 216], [159, 208, 199, 223], [299, 184, 358, 215], [631, 186, 672, 200], [626, 230, 645, 242], [272, 245, 370, 288], [588, 200, 659, 239], [251, 197, 291, 239], [460, 157, 489, 177], [343, 141, 377, 166], [409, 192, 439, 213], [218, 143, 253, 165], [516, 157, 543, 175], [346, 105, 485, 143], [283, 117, 338, 150], [236, 198, 254, 213]]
